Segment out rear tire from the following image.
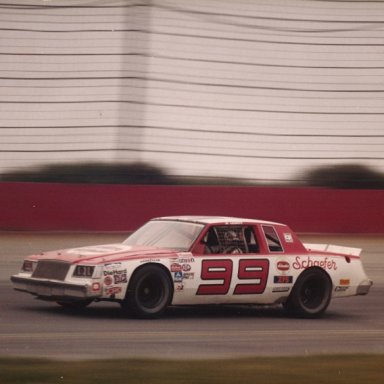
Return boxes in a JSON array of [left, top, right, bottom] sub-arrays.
[[122, 265, 173, 319], [284, 268, 332, 318]]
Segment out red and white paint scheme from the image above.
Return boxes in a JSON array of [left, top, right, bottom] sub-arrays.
[[11, 216, 372, 319]]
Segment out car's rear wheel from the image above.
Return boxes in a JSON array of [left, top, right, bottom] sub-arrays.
[[284, 268, 332, 318], [122, 265, 173, 319]]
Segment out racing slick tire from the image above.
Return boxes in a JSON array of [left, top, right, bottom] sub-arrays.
[[283, 268, 332, 318], [122, 265, 173, 319]]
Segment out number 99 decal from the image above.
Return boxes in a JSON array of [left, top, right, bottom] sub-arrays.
[[196, 259, 269, 295]]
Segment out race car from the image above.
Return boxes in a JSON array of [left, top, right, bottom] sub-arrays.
[[11, 216, 372, 319]]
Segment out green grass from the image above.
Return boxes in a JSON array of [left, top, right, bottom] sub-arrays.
[[0, 355, 383, 384]]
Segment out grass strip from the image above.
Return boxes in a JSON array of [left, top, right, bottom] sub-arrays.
[[0, 354, 383, 384]]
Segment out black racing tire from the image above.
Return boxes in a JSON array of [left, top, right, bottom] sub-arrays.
[[284, 268, 332, 318], [56, 299, 93, 310], [122, 265, 173, 319]]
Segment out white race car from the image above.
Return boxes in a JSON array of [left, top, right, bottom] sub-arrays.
[[11, 216, 372, 318]]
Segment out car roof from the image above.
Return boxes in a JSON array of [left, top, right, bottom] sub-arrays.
[[154, 215, 283, 226]]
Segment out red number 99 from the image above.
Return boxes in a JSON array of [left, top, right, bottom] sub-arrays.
[[196, 259, 269, 296], [196, 259, 233, 295]]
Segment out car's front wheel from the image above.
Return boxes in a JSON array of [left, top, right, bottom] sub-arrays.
[[283, 268, 332, 318], [122, 265, 173, 319]]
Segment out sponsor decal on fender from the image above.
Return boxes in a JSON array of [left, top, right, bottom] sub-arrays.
[[104, 268, 128, 284], [178, 257, 195, 264], [284, 233, 293, 243], [272, 287, 290, 293], [176, 253, 195, 264], [105, 262, 122, 269], [171, 263, 182, 272], [335, 279, 350, 292], [335, 286, 349, 292], [276, 261, 290, 272], [105, 286, 122, 295], [114, 272, 127, 284], [183, 272, 195, 280], [174, 271, 183, 282], [292, 256, 337, 271], [175, 283, 184, 292], [274, 275, 293, 284]]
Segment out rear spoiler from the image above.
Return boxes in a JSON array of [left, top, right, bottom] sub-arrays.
[[304, 243, 362, 257]]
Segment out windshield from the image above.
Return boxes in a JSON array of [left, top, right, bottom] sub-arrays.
[[123, 220, 204, 251]]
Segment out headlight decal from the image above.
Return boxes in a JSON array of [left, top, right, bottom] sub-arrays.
[[22, 260, 36, 273], [73, 265, 95, 278]]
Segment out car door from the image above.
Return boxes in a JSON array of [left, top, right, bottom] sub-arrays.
[[180, 224, 271, 305]]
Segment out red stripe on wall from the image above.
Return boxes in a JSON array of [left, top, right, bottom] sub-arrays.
[[0, 182, 383, 233]]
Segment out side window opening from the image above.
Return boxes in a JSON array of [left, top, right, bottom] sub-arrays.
[[202, 225, 259, 254], [216, 226, 247, 254], [202, 227, 220, 254], [262, 225, 283, 252]]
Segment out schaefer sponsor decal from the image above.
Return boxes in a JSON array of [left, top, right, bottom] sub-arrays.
[[292, 256, 337, 271]]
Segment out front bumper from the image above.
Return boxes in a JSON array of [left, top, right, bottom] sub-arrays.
[[11, 275, 101, 300], [356, 279, 373, 295]]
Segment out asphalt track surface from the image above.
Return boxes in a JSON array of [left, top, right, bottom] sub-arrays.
[[1, 232, 383, 360]]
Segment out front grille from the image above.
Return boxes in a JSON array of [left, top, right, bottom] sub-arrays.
[[32, 260, 71, 281]]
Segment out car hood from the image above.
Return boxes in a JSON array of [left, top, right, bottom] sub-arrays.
[[27, 244, 180, 264]]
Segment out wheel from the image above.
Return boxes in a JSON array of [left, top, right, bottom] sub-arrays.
[[56, 299, 93, 310], [284, 268, 332, 318], [122, 265, 173, 319]]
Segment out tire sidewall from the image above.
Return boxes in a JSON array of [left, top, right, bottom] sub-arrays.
[[124, 265, 173, 319], [286, 268, 332, 318]]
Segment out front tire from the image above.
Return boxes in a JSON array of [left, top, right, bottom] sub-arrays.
[[122, 265, 173, 319], [284, 268, 332, 318]]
